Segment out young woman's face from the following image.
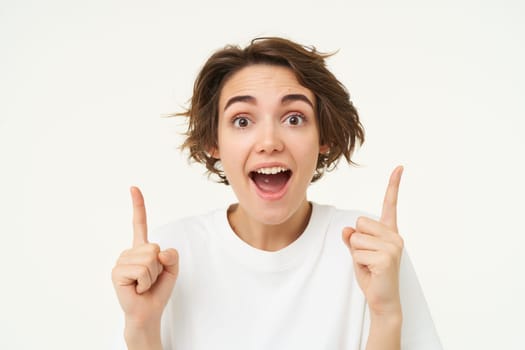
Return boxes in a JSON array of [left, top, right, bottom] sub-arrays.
[[213, 64, 328, 226]]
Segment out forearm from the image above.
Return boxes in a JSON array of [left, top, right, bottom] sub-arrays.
[[124, 319, 163, 350], [365, 311, 402, 350]]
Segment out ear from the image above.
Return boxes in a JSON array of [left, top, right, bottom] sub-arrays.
[[319, 144, 330, 155], [209, 147, 220, 159]]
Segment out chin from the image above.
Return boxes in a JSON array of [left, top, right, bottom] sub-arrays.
[[249, 198, 306, 226]]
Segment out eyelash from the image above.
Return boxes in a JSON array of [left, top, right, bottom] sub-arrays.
[[283, 113, 306, 126], [232, 115, 252, 128], [231, 113, 306, 128]]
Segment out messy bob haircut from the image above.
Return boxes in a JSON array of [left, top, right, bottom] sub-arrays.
[[177, 37, 365, 185]]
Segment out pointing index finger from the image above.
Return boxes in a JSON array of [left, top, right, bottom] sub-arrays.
[[130, 186, 148, 247], [380, 165, 403, 231]]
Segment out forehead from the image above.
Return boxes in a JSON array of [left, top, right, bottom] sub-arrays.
[[218, 64, 315, 109]]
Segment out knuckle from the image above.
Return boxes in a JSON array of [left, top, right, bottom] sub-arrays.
[[385, 240, 402, 256], [137, 265, 150, 282], [111, 266, 120, 282], [349, 232, 360, 246], [390, 235, 404, 250], [119, 248, 132, 258], [149, 261, 161, 280], [396, 236, 404, 250], [356, 216, 366, 229], [145, 251, 160, 266], [116, 253, 128, 265], [146, 243, 161, 254]]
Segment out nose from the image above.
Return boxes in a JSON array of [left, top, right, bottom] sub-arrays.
[[255, 119, 284, 154]]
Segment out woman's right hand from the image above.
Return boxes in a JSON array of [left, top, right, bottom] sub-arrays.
[[112, 187, 179, 348]]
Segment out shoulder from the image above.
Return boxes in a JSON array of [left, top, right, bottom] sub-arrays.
[[148, 207, 227, 250], [310, 202, 379, 254], [311, 202, 377, 230]]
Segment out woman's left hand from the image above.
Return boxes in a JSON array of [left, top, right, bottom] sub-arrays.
[[343, 166, 405, 316]]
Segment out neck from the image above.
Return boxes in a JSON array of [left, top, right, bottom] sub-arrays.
[[227, 201, 312, 252]]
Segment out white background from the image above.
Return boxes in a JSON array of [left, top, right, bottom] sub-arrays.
[[1, 0, 524, 349]]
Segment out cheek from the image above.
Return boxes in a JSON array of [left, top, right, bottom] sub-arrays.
[[216, 134, 251, 173], [294, 132, 320, 159], [219, 134, 251, 155], [294, 144, 320, 173]]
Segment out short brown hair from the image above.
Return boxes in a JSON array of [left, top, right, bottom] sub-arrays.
[[177, 37, 364, 184]]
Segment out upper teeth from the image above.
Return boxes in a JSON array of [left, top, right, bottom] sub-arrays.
[[256, 167, 288, 175]]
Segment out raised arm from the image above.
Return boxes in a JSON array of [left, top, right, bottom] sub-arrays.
[[112, 187, 179, 350], [343, 166, 405, 350]]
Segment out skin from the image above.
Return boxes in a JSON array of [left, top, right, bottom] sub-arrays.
[[112, 64, 404, 350], [111, 187, 178, 350], [343, 165, 404, 350], [211, 64, 329, 251]]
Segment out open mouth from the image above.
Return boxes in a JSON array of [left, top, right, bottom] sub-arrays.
[[249, 166, 292, 194]]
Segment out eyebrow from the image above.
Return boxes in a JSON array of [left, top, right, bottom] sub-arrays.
[[281, 94, 314, 109], [224, 95, 256, 111], [223, 93, 314, 111]]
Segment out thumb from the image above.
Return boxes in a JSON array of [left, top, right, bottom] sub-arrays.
[[158, 248, 179, 277], [150, 248, 179, 302], [342, 227, 356, 250]]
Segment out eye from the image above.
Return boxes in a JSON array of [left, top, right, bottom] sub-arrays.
[[283, 113, 305, 126], [232, 115, 251, 128]]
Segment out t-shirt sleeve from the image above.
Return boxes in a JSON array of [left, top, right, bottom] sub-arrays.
[[399, 251, 442, 350], [398, 250, 442, 349], [360, 250, 442, 350]]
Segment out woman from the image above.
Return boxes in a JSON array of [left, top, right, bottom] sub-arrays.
[[112, 37, 441, 349]]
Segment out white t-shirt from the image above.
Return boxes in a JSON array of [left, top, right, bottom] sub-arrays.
[[117, 202, 442, 349]]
